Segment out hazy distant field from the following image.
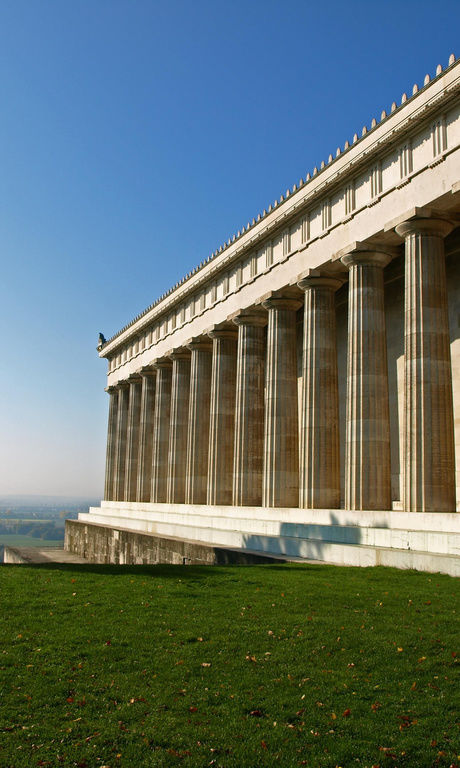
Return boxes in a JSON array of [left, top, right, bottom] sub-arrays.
[[0, 533, 63, 548], [0, 495, 98, 560]]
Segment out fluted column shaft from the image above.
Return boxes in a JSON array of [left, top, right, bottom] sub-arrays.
[[151, 362, 172, 503], [341, 250, 392, 510], [104, 387, 119, 501], [298, 276, 342, 508], [262, 297, 301, 508], [395, 217, 456, 512], [232, 313, 267, 506], [167, 351, 191, 503], [113, 384, 129, 501], [185, 340, 213, 504], [136, 371, 156, 502], [124, 379, 142, 501], [207, 329, 238, 505]]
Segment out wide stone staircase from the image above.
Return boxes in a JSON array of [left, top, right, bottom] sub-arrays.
[[73, 501, 460, 576]]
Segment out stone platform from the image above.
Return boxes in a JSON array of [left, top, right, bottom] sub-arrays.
[[3, 547, 88, 565], [64, 520, 290, 565], [66, 502, 460, 576]]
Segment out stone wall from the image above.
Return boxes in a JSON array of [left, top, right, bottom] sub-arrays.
[[65, 519, 283, 565]]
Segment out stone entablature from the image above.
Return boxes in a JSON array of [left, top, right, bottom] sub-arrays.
[[101, 57, 460, 381]]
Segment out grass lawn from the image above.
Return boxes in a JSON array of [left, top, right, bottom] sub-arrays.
[[0, 563, 458, 768]]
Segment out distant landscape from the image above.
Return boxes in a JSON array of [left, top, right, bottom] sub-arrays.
[[0, 495, 100, 562]]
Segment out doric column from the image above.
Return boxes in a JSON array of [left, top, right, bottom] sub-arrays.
[[395, 215, 456, 512], [207, 326, 238, 505], [104, 387, 119, 501], [124, 377, 142, 502], [297, 274, 342, 509], [167, 349, 191, 503], [262, 295, 302, 508], [185, 339, 213, 504], [150, 360, 172, 503], [136, 369, 156, 502], [340, 247, 392, 510], [113, 383, 129, 501], [232, 310, 267, 506]]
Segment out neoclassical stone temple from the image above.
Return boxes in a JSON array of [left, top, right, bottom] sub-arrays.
[[66, 56, 460, 575]]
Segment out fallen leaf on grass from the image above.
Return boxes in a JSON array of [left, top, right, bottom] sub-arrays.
[[201, 662, 211, 667], [342, 708, 351, 717], [379, 747, 397, 759]]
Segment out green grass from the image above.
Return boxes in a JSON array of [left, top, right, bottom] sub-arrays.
[[0, 534, 62, 548], [0, 563, 458, 768]]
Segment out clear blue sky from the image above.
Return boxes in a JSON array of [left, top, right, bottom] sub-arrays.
[[0, 0, 458, 497]]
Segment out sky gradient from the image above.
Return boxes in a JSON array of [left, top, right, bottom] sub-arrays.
[[0, 0, 459, 497]]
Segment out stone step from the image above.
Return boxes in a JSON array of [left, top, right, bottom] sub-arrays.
[[75, 517, 460, 577], [78, 511, 460, 571], [80, 508, 460, 556], [98, 501, 460, 533]]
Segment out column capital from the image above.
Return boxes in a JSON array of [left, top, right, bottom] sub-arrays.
[[230, 308, 268, 328], [335, 241, 397, 269], [168, 347, 191, 361], [186, 337, 213, 352], [261, 291, 302, 312], [152, 357, 173, 370], [395, 217, 455, 239], [385, 206, 459, 238], [208, 323, 238, 341], [139, 366, 156, 379], [297, 273, 343, 292], [105, 385, 118, 394]]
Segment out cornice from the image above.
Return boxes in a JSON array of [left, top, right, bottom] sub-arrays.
[[100, 54, 459, 358]]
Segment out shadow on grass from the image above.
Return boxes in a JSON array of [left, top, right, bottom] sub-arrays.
[[1, 560, 325, 578]]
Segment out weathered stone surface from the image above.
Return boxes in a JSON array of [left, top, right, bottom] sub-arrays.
[[395, 216, 456, 512], [150, 361, 172, 503], [232, 311, 266, 506], [298, 275, 342, 509], [207, 327, 238, 505], [262, 296, 301, 508], [136, 371, 156, 502], [65, 520, 284, 565], [185, 340, 212, 504], [103, 387, 118, 501], [113, 384, 129, 501], [167, 351, 191, 503], [340, 249, 392, 511], [124, 378, 142, 502]]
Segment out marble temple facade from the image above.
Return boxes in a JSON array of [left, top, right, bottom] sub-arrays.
[[66, 56, 460, 575]]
